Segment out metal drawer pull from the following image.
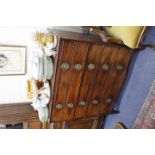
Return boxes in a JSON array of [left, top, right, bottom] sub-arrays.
[[88, 64, 95, 70], [61, 63, 69, 70], [105, 98, 112, 104], [55, 104, 63, 110], [79, 101, 86, 106], [74, 64, 82, 70], [92, 100, 99, 105], [102, 64, 110, 71], [116, 64, 124, 71], [67, 103, 74, 109]]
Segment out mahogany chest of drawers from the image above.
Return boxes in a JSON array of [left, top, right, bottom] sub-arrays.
[[49, 30, 133, 129]]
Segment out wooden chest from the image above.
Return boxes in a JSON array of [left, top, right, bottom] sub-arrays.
[[49, 30, 133, 128]]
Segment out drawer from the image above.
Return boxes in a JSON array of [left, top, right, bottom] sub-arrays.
[[86, 45, 119, 117], [51, 40, 75, 122], [66, 119, 95, 129], [51, 40, 89, 122], [99, 47, 133, 115], [73, 44, 103, 119], [63, 42, 89, 120], [52, 117, 102, 129]]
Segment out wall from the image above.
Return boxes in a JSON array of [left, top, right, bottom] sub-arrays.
[[0, 26, 82, 104], [0, 27, 46, 104]]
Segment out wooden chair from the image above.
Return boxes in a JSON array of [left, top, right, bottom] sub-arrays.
[[82, 26, 155, 50]]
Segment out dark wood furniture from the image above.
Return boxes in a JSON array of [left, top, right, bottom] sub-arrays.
[[0, 103, 50, 129], [48, 30, 133, 129], [0, 103, 38, 124], [0, 103, 43, 129]]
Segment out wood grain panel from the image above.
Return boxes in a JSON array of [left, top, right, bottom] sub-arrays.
[[49, 29, 103, 44], [64, 42, 89, 120], [51, 40, 75, 121], [0, 103, 38, 124], [73, 44, 103, 119], [86, 45, 119, 117], [64, 117, 102, 129], [99, 47, 133, 115]]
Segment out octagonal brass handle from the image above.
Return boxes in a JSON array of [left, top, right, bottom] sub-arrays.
[[79, 100, 86, 106], [105, 98, 112, 104], [88, 64, 95, 70], [74, 64, 82, 71], [61, 63, 69, 70], [92, 99, 99, 105], [67, 103, 74, 109], [55, 104, 63, 110], [116, 64, 124, 71], [102, 64, 110, 71]]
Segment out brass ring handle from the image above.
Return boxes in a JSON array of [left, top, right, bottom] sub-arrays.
[[74, 64, 82, 71], [79, 101, 86, 106], [105, 98, 112, 104], [67, 103, 74, 109], [92, 99, 99, 105], [116, 64, 124, 71], [102, 64, 110, 71], [88, 64, 95, 70], [61, 63, 69, 70], [55, 104, 63, 110]]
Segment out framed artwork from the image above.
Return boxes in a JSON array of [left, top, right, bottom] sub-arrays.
[[0, 45, 26, 75]]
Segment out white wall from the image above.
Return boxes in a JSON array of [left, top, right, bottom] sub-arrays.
[[0, 27, 46, 104]]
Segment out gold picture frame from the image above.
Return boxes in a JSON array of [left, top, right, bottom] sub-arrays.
[[0, 45, 26, 75]]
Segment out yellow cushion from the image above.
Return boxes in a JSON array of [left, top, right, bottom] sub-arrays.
[[105, 26, 146, 48]]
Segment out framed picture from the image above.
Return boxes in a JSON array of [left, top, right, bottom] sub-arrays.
[[0, 45, 26, 75]]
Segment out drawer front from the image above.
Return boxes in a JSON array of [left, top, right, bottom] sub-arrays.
[[51, 40, 75, 122], [63, 42, 89, 120], [99, 47, 133, 115], [51, 40, 89, 122], [65, 117, 102, 129], [86, 45, 119, 117], [73, 44, 103, 119], [66, 120, 95, 129]]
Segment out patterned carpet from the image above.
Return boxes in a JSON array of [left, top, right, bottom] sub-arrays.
[[133, 80, 155, 129]]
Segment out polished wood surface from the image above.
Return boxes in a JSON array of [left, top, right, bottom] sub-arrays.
[[49, 29, 131, 48], [0, 103, 39, 125], [48, 29, 103, 44], [74, 44, 104, 119], [49, 30, 133, 128], [52, 117, 102, 129]]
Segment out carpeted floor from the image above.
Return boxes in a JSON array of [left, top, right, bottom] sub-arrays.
[[133, 80, 155, 129]]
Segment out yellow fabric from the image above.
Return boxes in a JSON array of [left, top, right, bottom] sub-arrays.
[[27, 80, 34, 99], [105, 26, 146, 48]]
